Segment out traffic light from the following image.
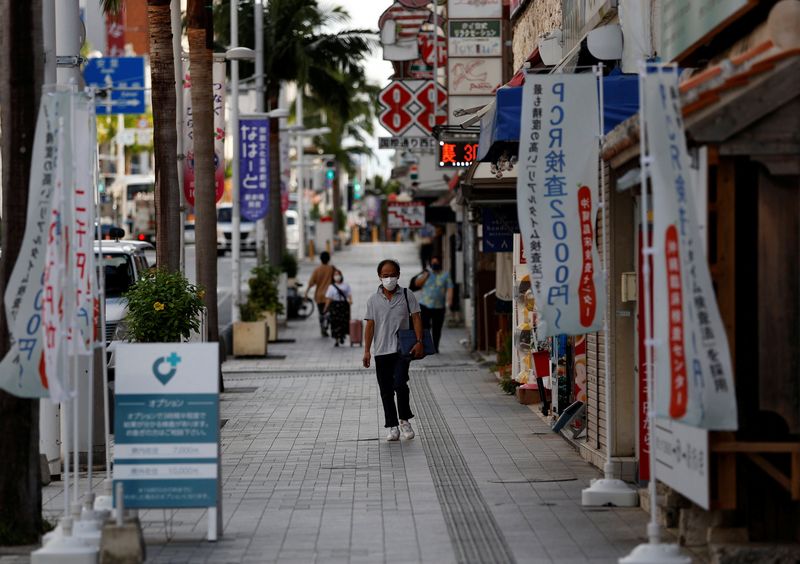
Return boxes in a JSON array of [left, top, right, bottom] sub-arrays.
[[353, 179, 362, 200], [409, 164, 419, 182], [325, 160, 336, 181]]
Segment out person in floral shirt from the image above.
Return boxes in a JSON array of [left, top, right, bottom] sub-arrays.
[[415, 256, 453, 352]]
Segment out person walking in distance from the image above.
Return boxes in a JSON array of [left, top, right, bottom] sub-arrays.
[[305, 251, 335, 336], [323, 267, 352, 347], [363, 259, 424, 441], [415, 256, 453, 352]]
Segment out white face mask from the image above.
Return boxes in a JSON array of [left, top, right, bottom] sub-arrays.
[[333, 275, 342, 283], [381, 276, 398, 291]]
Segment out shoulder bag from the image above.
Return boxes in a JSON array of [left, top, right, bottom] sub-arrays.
[[398, 288, 437, 359]]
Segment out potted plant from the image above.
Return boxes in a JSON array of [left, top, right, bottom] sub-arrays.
[[245, 263, 284, 342], [233, 300, 268, 357], [123, 268, 205, 343]]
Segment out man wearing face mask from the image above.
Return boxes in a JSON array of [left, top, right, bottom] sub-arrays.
[[363, 259, 424, 441], [415, 256, 453, 353]]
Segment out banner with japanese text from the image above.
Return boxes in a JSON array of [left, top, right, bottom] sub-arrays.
[[516, 74, 605, 337], [239, 116, 269, 221], [643, 68, 737, 430], [182, 60, 226, 207], [0, 92, 66, 399]]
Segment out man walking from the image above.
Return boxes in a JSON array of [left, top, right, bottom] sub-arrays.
[[363, 259, 424, 441], [415, 256, 453, 352], [305, 251, 335, 336]]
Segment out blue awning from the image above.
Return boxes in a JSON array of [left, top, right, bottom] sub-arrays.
[[477, 71, 640, 162]]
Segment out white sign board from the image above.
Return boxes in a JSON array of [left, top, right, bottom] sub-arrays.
[[653, 417, 710, 509], [448, 19, 502, 57], [643, 67, 738, 430], [114, 343, 220, 539], [447, 0, 502, 19], [448, 58, 503, 96], [388, 201, 425, 229], [516, 74, 605, 337]]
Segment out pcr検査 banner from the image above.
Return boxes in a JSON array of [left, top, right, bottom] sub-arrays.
[[516, 73, 605, 337]]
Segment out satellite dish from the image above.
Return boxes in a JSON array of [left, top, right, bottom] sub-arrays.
[[538, 30, 563, 66], [587, 24, 623, 61]]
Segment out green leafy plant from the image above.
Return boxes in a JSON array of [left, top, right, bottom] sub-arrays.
[[309, 203, 321, 221], [336, 208, 347, 232], [281, 252, 299, 279], [498, 377, 521, 395], [245, 263, 284, 315], [239, 300, 262, 323], [123, 269, 204, 342]]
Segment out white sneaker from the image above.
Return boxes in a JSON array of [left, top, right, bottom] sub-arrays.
[[399, 421, 415, 440], [386, 427, 400, 441]]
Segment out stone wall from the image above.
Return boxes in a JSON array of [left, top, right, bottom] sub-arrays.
[[512, 0, 562, 69]]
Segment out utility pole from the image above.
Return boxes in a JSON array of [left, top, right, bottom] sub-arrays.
[[230, 0, 242, 322], [254, 0, 266, 264], [295, 91, 305, 259]]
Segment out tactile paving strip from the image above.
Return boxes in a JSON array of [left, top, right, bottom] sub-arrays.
[[411, 372, 516, 564]]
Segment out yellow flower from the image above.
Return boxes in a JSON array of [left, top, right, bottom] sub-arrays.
[[153, 301, 165, 311]]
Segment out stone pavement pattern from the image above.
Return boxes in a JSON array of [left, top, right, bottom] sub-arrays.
[[8, 242, 659, 563]]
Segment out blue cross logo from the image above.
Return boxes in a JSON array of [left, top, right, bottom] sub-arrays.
[[152, 352, 182, 386]]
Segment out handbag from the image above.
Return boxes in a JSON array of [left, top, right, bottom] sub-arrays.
[[398, 288, 436, 359]]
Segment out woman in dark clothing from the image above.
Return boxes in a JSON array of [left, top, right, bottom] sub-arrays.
[[323, 268, 352, 346]]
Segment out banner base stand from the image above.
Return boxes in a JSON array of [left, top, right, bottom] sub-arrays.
[[582, 478, 639, 507], [32, 519, 98, 564], [619, 542, 691, 564]]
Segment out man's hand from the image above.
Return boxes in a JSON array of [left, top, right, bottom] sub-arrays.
[[363, 351, 371, 368], [411, 342, 424, 359]]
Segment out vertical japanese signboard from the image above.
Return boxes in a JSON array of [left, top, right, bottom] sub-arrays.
[[643, 68, 737, 430], [114, 343, 220, 510], [182, 61, 226, 208], [516, 74, 605, 337], [239, 116, 270, 221]]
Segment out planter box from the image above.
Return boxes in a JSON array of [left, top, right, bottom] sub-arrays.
[[260, 310, 278, 342], [516, 386, 540, 405], [233, 320, 268, 357]]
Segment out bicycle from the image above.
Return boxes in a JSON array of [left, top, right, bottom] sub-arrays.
[[287, 282, 315, 319]]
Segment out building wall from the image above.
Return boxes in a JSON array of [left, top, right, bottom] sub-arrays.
[[511, 0, 562, 70]]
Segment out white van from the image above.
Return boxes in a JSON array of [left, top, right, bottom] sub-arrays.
[[285, 210, 299, 254], [216, 204, 256, 256], [106, 174, 156, 244]]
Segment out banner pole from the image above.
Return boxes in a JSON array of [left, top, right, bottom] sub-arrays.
[[582, 64, 638, 507]]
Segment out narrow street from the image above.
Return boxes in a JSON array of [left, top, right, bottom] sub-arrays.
[[33, 242, 656, 563]]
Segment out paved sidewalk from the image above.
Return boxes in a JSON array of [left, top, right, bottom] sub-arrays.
[[12, 242, 661, 563]]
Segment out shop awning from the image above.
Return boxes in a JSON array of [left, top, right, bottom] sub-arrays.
[[477, 70, 640, 162]]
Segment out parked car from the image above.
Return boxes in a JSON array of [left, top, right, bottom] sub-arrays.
[[285, 210, 299, 254], [216, 204, 256, 256], [95, 240, 154, 344]]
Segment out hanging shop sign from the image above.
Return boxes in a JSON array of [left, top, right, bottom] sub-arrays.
[[388, 201, 426, 229], [481, 207, 518, 253], [660, 0, 755, 62], [379, 2, 432, 62], [238, 116, 270, 221], [379, 137, 436, 150], [516, 74, 605, 337], [114, 343, 220, 512], [378, 80, 447, 137], [448, 20, 502, 57], [643, 68, 738, 430], [182, 60, 226, 208], [448, 58, 502, 96], [438, 139, 479, 168], [653, 417, 710, 509], [447, 0, 502, 19]]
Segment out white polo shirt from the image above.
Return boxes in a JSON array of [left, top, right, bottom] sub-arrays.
[[365, 286, 420, 356]]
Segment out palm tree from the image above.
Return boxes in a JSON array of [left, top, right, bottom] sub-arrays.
[[0, 0, 44, 544], [214, 0, 375, 264], [187, 0, 220, 344], [102, 0, 181, 272]]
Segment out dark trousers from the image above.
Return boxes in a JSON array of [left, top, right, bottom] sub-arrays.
[[421, 305, 446, 352], [316, 302, 329, 333], [374, 353, 414, 428]]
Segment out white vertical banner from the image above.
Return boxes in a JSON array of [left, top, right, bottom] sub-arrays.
[[182, 60, 226, 207], [70, 95, 99, 354], [643, 67, 738, 430], [516, 74, 605, 337]]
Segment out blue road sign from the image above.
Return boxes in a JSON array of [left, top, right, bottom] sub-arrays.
[[84, 57, 146, 115]]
